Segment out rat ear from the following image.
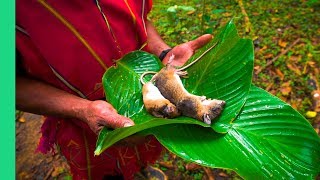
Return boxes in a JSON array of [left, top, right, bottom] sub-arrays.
[[203, 114, 212, 125]]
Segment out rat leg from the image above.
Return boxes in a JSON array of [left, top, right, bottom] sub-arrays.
[[203, 114, 212, 125], [200, 96, 206, 101], [176, 70, 188, 77]]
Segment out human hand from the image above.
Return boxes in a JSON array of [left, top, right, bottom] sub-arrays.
[[162, 34, 213, 67], [82, 100, 135, 134]]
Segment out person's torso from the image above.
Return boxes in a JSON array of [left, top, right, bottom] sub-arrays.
[[16, 0, 152, 100]]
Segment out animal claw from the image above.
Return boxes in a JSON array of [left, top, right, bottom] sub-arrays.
[[203, 114, 211, 125], [200, 96, 206, 101], [219, 100, 226, 106]]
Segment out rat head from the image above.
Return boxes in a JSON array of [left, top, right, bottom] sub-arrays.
[[151, 102, 180, 118], [202, 99, 225, 125], [162, 102, 181, 118]]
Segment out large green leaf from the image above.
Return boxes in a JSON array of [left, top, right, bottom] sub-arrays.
[[97, 51, 211, 155], [95, 115, 210, 155], [183, 21, 254, 132], [102, 51, 163, 118], [151, 86, 320, 179], [96, 21, 253, 154]]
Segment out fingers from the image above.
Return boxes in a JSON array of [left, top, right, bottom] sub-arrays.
[[85, 100, 135, 134], [94, 114, 134, 134], [188, 34, 213, 50], [105, 113, 135, 129]]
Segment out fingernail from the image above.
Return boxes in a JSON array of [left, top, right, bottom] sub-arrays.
[[124, 123, 133, 127]]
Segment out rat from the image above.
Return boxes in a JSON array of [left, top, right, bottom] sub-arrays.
[[141, 81, 181, 118], [141, 41, 225, 124]]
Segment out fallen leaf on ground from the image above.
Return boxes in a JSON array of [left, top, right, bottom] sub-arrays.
[[252, 12, 260, 16], [278, 39, 288, 48], [158, 161, 174, 169], [187, 10, 195, 15], [275, 68, 284, 80], [254, 65, 260, 70], [203, 167, 215, 180], [264, 53, 273, 59], [219, 172, 228, 177], [266, 82, 274, 91], [258, 45, 268, 53], [307, 61, 316, 67], [280, 81, 292, 96], [287, 63, 302, 75], [289, 55, 301, 62], [185, 163, 201, 171], [223, 12, 232, 17]]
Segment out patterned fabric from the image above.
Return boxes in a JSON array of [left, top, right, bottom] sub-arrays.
[[52, 117, 162, 180], [16, 0, 163, 179]]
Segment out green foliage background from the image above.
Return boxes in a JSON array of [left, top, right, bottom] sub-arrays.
[[149, 0, 320, 116]]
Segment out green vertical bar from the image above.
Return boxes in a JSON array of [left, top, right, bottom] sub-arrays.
[[0, 0, 15, 179]]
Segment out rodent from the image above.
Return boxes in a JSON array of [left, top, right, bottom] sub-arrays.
[[141, 41, 225, 124], [142, 82, 180, 118]]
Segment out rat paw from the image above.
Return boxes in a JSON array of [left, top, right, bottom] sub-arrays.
[[203, 114, 212, 125]]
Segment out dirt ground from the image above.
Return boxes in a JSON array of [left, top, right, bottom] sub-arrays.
[[16, 113, 71, 180]]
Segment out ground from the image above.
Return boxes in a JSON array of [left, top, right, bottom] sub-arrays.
[[16, 113, 71, 180]]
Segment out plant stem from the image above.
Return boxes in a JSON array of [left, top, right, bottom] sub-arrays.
[[201, 0, 206, 34]]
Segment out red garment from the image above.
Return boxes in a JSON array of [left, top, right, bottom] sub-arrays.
[[16, 0, 152, 99], [16, 0, 162, 179], [40, 117, 162, 179]]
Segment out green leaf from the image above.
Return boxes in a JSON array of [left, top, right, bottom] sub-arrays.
[[96, 21, 254, 153], [151, 86, 320, 179], [102, 51, 163, 118], [167, 5, 195, 13], [95, 115, 210, 155], [97, 51, 210, 154], [184, 21, 254, 132], [212, 9, 227, 14]]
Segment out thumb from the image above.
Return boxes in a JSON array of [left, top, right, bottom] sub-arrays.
[[188, 34, 213, 50], [107, 114, 135, 129]]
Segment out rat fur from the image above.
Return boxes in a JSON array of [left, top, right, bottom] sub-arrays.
[[140, 41, 224, 124], [142, 82, 180, 118], [152, 65, 225, 124]]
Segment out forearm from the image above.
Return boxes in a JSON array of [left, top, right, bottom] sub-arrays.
[[146, 20, 171, 57], [16, 76, 89, 120]]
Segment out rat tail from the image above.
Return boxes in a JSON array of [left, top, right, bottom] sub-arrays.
[[140, 71, 158, 85]]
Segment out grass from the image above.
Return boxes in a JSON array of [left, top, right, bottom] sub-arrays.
[[149, 0, 320, 178]]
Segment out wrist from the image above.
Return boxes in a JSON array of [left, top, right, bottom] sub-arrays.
[[159, 48, 172, 61], [72, 98, 91, 122]]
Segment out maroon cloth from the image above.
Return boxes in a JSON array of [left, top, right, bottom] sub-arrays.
[[16, 0, 163, 179]]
